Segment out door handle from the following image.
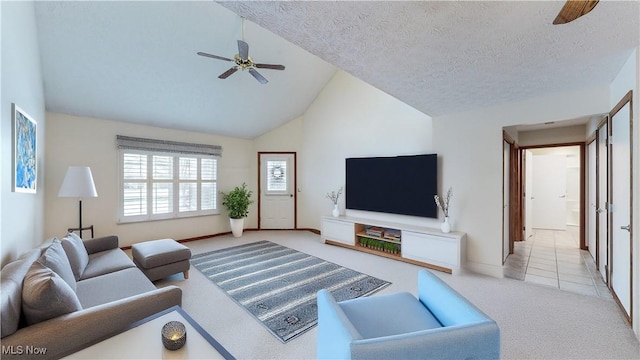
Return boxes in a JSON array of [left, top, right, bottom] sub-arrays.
[[596, 208, 606, 213], [559, 195, 566, 198], [620, 225, 631, 232]]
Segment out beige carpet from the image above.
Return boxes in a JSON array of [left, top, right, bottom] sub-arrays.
[[152, 230, 640, 359]]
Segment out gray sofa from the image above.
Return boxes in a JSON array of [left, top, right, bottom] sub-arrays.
[[1, 233, 183, 359]]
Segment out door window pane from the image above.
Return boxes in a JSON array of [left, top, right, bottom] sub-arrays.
[[267, 160, 287, 192]]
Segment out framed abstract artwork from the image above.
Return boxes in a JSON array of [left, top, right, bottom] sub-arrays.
[[12, 103, 37, 193]]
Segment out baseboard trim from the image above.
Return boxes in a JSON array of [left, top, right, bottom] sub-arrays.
[[467, 261, 504, 278], [120, 228, 320, 250]]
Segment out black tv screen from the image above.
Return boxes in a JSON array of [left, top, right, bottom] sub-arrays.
[[345, 154, 438, 218]]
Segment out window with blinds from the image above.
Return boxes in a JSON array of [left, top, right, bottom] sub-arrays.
[[119, 150, 218, 222]]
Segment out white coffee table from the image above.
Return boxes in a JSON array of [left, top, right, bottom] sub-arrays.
[[64, 306, 234, 359]]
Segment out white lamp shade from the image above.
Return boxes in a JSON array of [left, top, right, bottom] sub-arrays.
[[58, 166, 98, 198]]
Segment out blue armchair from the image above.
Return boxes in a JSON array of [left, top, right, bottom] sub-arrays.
[[316, 269, 500, 359]]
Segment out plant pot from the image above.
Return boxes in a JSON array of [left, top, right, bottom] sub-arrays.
[[230, 218, 245, 237]]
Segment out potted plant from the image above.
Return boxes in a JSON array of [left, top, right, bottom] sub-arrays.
[[221, 183, 254, 237]]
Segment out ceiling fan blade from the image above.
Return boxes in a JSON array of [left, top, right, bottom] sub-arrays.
[[218, 67, 238, 79], [553, 0, 599, 25], [255, 63, 286, 71], [197, 52, 234, 62], [249, 68, 268, 84], [237, 40, 249, 60]]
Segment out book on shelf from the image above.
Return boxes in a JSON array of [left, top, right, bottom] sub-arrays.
[[383, 229, 401, 240], [365, 226, 385, 237]]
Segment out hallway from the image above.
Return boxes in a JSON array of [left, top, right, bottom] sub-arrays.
[[504, 227, 611, 298]]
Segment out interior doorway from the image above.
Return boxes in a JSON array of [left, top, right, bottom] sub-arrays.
[[526, 146, 582, 235], [504, 143, 611, 297]]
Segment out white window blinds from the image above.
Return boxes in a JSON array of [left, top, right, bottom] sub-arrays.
[[117, 136, 221, 223]]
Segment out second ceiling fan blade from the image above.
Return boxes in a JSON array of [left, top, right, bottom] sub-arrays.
[[218, 67, 238, 79], [197, 52, 234, 62], [237, 40, 249, 60], [249, 68, 268, 84], [255, 63, 285, 70]]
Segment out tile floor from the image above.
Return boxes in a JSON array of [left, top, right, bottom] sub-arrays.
[[504, 227, 612, 298]]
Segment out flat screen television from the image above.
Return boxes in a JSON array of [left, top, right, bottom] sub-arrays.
[[345, 154, 438, 218]]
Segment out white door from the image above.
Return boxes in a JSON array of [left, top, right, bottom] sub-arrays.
[[587, 140, 597, 261], [598, 124, 609, 280], [532, 154, 567, 230], [610, 98, 632, 322], [503, 141, 510, 263], [259, 153, 295, 229], [524, 150, 534, 240]]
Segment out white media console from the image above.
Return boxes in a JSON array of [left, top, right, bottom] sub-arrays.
[[321, 215, 466, 274]]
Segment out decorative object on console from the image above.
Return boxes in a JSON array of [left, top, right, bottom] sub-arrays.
[[12, 103, 37, 193], [221, 183, 254, 237], [161, 321, 186, 350], [434, 187, 452, 233], [326, 186, 343, 217], [58, 166, 98, 238]]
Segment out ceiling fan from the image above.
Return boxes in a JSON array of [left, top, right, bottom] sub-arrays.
[[553, 0, 599, 25], [197, 18, 285, 84]]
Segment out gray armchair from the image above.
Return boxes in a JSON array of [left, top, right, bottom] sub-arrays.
[[316, 269, 500, 359]]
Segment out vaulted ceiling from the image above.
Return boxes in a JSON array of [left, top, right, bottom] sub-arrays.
[[34, 1, 640, 139]]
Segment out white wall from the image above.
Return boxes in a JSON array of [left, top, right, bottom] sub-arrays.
[[609, 47, 639, 338], [298, 71, 434, 230], [518, 125, 587, 147], [253, 116, 303, 152], [433, 86, 610, 276], [44, 113, 257, 248], [0, 1, 46, 266]]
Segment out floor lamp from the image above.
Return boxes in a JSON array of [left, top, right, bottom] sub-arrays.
[[58, 166, 98, 239]]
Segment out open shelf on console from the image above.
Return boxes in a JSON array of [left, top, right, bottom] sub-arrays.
[[354, 223, 402, 255]]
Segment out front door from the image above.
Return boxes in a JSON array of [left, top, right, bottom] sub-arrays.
[[609, 92, 633, 323], [259, 153, 296, 229]]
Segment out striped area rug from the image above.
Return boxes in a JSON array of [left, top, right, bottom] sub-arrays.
[[190, 240, 390, 343]]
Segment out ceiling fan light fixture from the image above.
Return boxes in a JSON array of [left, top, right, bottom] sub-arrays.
[[196, 17, 285, 84]]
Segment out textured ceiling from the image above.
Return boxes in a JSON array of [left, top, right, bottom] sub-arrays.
[[33, 1, 639, 139], [220, 1, 640, 117]]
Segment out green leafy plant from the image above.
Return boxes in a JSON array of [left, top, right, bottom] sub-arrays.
[[221, 183, 254, 219]]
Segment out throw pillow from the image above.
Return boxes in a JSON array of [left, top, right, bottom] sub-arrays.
[[39, 239, 77, 291], [22, 261, 83, 326], [61, 232, 89, 280]]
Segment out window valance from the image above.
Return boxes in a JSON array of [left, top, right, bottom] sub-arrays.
[[116, 135, 222, 157]]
